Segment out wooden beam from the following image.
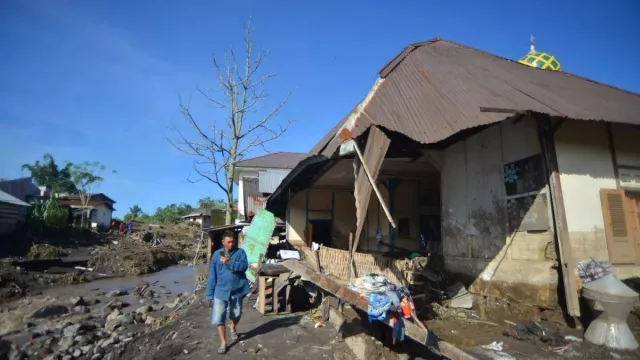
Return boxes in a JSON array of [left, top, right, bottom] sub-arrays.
[[479, 107, 524, 114], [536, 115, 581, 318]]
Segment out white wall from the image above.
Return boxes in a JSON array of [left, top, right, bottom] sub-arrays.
[[91, 204, 113, 228], [555, 120, 640, 276]]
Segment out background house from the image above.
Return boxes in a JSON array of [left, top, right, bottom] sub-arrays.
[[234, 152, 306, 223], [0, 189, 30, 235], [0, 177, 47, 203], [181, 208, 226, 228], [58, 193, 116, 229]]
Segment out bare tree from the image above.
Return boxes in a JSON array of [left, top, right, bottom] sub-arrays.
[[167, 17, 291, 224]]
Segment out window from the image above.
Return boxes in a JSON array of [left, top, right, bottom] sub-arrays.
[[600, 189, 640, 264], [503, 154, 549, 232], [398, 218, 411, 238]]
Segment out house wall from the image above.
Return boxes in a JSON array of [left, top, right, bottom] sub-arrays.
[[555, 119, 640, 278], [0, 202, 25, 234], [441, 117, 558, 309], [236, 171, 259, 220], [90, 204, 113, 229]]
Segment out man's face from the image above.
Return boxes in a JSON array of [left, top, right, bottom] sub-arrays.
[[222, 236, 236, 251]]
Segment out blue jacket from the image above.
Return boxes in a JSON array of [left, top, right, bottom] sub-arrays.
[[205, 248, 250, 301]]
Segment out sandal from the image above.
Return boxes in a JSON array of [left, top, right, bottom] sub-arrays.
[[217, 345, 227, 354], [230, 331, 239, 341]]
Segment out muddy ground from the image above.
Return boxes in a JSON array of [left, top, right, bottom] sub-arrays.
[[116, 301, 354, 360], [426, 309, 640, 360]]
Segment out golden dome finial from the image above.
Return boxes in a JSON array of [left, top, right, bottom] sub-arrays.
[[517, 35, 561, 71], [529, 34, 536, 53]]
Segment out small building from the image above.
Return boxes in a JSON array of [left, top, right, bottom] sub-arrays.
[[182, 208, 226, 229], [58, 193, 116, 229], [0, 189, 31, 235], [0, 177, 47, 203], [267, 38, 640, 319], [234, 152, 306, 223]]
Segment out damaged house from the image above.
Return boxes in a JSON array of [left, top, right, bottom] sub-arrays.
[[266, 38, 640, 319]]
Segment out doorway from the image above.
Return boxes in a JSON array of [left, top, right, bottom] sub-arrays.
[[309, 219, 332, 247]]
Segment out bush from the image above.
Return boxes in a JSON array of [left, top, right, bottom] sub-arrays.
[[27, 244, 61, 260]]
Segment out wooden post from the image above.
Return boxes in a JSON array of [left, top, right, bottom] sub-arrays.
[[258, 276, 266, 315], [207, 234, 212, 264], [537, 114, 580, 318], [352, 141, 396, 229], [348, 232, 356, 280], [314, 250, 322, 273]]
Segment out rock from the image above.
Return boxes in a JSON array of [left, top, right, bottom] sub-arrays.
[[107, 289, 128, 297], [116, 313, 133, 325], [143, 290, 155, 299], [105, 299, 126, 310], [135, 305, 151, 314], [101, 338, 114, 348], [74, 335, 88, 346], [94, 345, 104, 355], [145, 315, 156, 325], [31, 305, 69, 319], [91, 354, 101, 360], [106, 309, 121, 322], [63, 324, 83, 337], [138, 299, 146, 304], [8, 345, 24, 360], [70, 296, 85, 307], [104, 320, 120, 332], [63, 356, 72, 360], [58, 336, 74, 352], [151, 304, 163, 312], [73, 349, 81, 357], [81, 345, 92, 354], [37, 347, 53, 358], [74, 305, 90, 314]]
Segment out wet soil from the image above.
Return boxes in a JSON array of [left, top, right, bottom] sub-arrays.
[[116, 300, 355, 360], [427, 309, 640, 360]]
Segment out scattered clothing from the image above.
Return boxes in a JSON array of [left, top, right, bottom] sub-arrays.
[[577, 258, 612, 283], [349, 274, 392, 295], [391, 316, 405, 342], [367, 293, 392, 321]]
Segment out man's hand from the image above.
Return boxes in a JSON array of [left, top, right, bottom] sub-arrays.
[[208, 299, 213, 308], [220, 254, 230, 265]]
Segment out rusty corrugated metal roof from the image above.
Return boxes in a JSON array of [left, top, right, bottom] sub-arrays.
[[310, 38, 640, 157], [235, 152, 307, 169]]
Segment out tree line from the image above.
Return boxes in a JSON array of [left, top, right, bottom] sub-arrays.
[[122, 197, 237, 225], [20, 154, 114, 230]]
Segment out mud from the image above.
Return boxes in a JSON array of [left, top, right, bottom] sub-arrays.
[[116, 300, 355, 360], [427, 307, 640, 360]]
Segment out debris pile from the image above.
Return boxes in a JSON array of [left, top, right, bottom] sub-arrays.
[[0, 262, 26, 301], [26, 244, 61, 260], [89, 242, 189, 275]]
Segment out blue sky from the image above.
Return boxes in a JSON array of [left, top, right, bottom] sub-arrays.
[[1, 0, 639, 216]]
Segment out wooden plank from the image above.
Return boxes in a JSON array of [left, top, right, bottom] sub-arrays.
[[537, 115, 580, 318], [258, 276, 266, 315]]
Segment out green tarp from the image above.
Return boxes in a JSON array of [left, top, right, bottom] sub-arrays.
[[240, 209, 276, 283]]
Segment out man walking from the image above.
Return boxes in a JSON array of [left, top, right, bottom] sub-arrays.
[[205, 231, 249, 354]]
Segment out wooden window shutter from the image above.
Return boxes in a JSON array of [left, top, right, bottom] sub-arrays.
[[600, 189, 639, 264]]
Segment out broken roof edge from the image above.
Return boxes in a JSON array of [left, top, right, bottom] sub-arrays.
[[379, 37, 640, 98], [265, 155, 330, 215]]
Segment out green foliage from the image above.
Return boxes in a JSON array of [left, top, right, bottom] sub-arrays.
[[152, 203, 194, 224], [21, 154, 76, 195], [197, 197, 225, 209], [70, 161, 111, 227], [28, 198, 69, 232], [128, 204, 143, 220]]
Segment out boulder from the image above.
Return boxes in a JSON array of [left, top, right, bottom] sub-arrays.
[[74, 305, 90, 314], [74, 335, 89, 346], [107, 289, 128, 297], [144, 315, 156, 325], [105, 299, 126, 310], [58, 336, 74, 352], [69, 296, 85, 307], [106, 309, 121, 322], [135, 305, 152, 314], [63, 324, 83, 337], [73, 349, 82, 358], [31, 305, 69, 319]]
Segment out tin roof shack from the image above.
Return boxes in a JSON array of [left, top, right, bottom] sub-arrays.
[[0, 189, 30, 235], [268, 38, 640, 321]]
